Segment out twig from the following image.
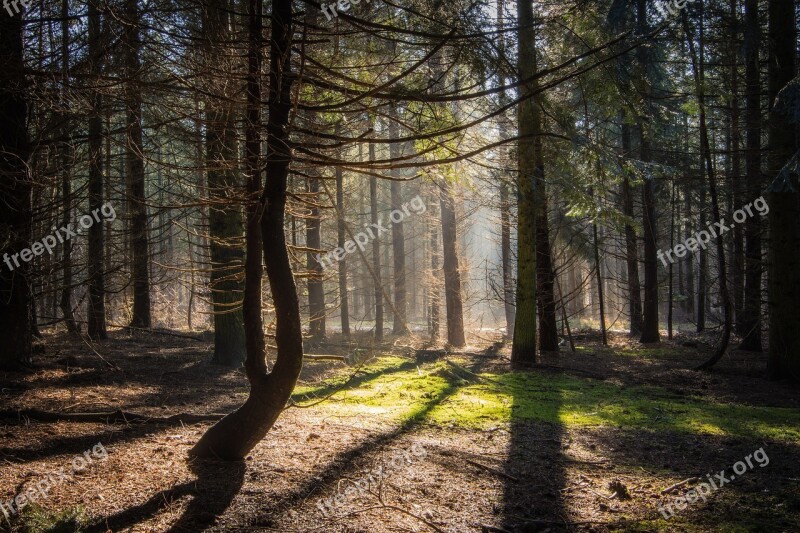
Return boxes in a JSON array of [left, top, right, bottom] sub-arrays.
[[78, 334, 119, 369], [661, 477, 700, 494]]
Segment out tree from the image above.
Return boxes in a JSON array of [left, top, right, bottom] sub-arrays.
[[191, 0, 303, 459], [0, 9, 32, 370], [440, 181, 466, 347], [766, 0, 799, 380], [205, 0, 246, 365], [637, 0, 659, 344], [124, 0, 151, 329], [511, 0, 538, 367], [87, 0, 107, 340], [739, 0, 762, 352]]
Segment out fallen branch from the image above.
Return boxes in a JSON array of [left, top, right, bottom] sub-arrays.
[[109, 323, 203, 341], [304, 354, 347, 362], [661, 477, 700, 494]]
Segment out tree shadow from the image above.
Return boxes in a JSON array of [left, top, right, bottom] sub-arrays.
[[501, 366, 569, 532], [251, 355, 493, 529], [87, 458, 245, 533]]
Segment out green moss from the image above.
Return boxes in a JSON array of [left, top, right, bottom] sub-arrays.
[[8, 504, 88, 533], [292, 356, 800, 443]]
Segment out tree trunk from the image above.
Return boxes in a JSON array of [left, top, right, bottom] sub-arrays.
[[205, 0, 246, 365], [429, 196, 440, 340], [740, 0, 762, 352], [440, 183, 466, 347], [87, 0, 107, 340], [335, 131, 350, 340], [124, 0, 151, 329], [640, 133, 660, 343], [729, 0, 744, 335], [191, 0, 302, 460], [306, 173, 326, 341], [681, 8, 733, 370], [592, 205, 607, 345], [511, 0, 537, 367], [59, 0, 77, 334], [620, 120, 643, 335], [389, 114, 407, 335], [0, 9, 32, 370], [497, 0, 515, 340], [369, 137, 384, 341], [766, 0, 800, 380], [536, 175, 559, 352], [697, 191, 707, 332]]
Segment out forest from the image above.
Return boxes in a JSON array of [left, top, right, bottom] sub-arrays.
[[0, 0, 799, 531]]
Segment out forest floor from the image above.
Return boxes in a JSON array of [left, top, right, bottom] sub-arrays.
[[1, 327, 799, 532]]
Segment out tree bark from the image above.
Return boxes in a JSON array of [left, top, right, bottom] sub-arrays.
[[497, 0, 515, 341], [511, 0, 537, 367], [536, 175, 559, 352], [440, 182, 466, 347]]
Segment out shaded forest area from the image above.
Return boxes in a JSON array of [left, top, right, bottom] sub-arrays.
[[0, 0, 799, 531]]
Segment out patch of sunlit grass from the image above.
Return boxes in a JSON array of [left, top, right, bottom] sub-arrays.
[[293, 356, 800, 444]]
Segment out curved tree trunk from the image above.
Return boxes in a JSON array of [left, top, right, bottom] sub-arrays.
[[191, 0, 301, 460]]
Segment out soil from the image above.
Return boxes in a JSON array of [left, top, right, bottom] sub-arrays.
[[1, 328, 798, 532]]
